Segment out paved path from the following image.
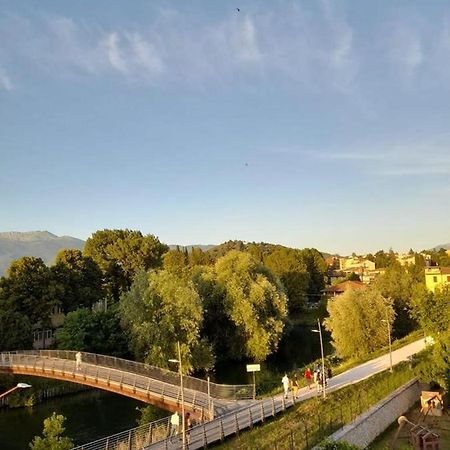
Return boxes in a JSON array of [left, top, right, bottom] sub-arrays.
[[147, 337, 429, 450]]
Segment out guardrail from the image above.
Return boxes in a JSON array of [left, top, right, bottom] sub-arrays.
[[0, 350, 253, 400], [71, 416, 172, 450]]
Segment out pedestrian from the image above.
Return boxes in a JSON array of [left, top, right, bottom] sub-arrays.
[[75, 351, 82, 370], [316, 370, 322, 393], [185, 412, 192, 443], [304, 367, 313, 390], [327, 367, 332, 380], [292, 375, 299, 399], [170, 411, 180, 441], [281, 373, 290, 398]]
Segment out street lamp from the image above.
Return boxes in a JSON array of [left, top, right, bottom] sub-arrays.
[[169, 341, 186, 450], [381, 318, 393, 373], [0, 382, 32, 400], [312, 319, 326, 399]]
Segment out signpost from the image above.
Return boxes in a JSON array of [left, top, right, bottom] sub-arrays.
[[246, 364, 261, 400]]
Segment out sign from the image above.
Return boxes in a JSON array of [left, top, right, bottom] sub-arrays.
[[246, 364, 261, 372]]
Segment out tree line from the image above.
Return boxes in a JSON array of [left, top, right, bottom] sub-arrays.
[[0, 230, 328, 371]]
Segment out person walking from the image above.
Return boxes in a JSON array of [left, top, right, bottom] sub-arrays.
[[304, 367, 313, 390], [75, 351, 82, 371], [185, 412, 192, 444], [281, 374, 290, 399], [170, 411, 180, 441], [292, 375, 299, 399]]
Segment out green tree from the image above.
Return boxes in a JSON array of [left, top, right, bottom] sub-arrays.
[[84, 229, 169, 301], [374, 263, 418, 338], [55, 306, 128, 357], [163, 249, 188, 273], [410, 285, 450, 391], [298, 248, 328, 302], [264, 248, 309, 313], [0, 307, 32, 350], [120, 269, 213, 373], [4, 257, 61, 325], [29, 412, 73, 450], [52, 249, 104, 312], [211, 251, 288, 362], [324, 288, 395, 358], [188, 247, 211, 266]]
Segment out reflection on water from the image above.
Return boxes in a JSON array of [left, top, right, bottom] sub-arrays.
[[0, 390, 145, 450]]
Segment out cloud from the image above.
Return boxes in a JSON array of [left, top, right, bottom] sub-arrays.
[[0, 68, 12, 91], [310, 133, 450, 176], [0, 6, 357, 90]]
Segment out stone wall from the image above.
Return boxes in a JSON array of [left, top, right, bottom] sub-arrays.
[[317, 378, 426, 449]]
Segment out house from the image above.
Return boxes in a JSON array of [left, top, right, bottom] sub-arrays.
[[325, 280, 366, 297], [424, 267, 450, 292]]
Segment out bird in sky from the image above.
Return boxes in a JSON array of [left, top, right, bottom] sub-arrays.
[[236, 8, 240, 12]]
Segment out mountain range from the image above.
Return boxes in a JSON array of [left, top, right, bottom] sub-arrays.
[[0, 231, 85, 276]]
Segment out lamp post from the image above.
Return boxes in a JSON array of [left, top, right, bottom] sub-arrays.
[[0, 382, 32, 400], [382, 297, 393, 373], [169, 341, 186, 450], [312, 319, 326, 399]]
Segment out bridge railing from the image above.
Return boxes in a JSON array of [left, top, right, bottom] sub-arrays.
[[2, 350, 253, 400], [70, 416, 171, 450]]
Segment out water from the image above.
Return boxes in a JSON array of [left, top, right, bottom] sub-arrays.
[[0, 390, 145, 450]]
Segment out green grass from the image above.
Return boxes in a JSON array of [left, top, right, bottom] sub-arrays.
[[217, 362, 415, 450]]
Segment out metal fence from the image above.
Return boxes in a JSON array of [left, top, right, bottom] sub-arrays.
[[71, 417, 171, 450], [2, 350, 253, 400]]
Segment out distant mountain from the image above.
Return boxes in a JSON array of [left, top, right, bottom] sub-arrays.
[[0, 231, 85, 276], [432, 243, 450, 250]]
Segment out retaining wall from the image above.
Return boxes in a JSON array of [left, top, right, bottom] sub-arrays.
[[318, 378, 426, 449]]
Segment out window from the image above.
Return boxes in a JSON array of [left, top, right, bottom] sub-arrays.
[[433, 276, 438, 282]]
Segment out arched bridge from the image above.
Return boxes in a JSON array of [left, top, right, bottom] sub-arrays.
[[0, 350, 253, 419]]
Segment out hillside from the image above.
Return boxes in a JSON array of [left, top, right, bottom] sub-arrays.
[[0, 231, 85, 275], [433, 242, 450, 250]]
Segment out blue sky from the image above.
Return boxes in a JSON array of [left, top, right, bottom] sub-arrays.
[[1, 0, 449, 254]]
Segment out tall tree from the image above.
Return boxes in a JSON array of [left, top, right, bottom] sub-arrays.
[[264, 248, 309, 313], [120, 269, 213, 373], [211, 251, 288, 362], [3, 257, 61, 326], [298, 248, 328, 302], [84, 229, 168, 301], [52, 249, 104, 312], [324, 288, 395, 358]]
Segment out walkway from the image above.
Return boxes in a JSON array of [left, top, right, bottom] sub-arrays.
[[0, 350, 252, 419], [147, 337, 429, 449]]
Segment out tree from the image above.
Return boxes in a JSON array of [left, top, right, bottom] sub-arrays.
[[374, 263, 418, 338], [52, 249, 104, 312], [163, 249, 187, 273], [0, 307, 32, 350], [55, 306, 128, 357], [210, 251, 288, 362], [3, 257, 61, 326], [410, 285, 450, 391], [120, 269, 213, 373], [264, 248, 309, 312], [29, 413, 73, 450], [188, 247, 211, 267], [324, 288, 395, 358], [84, 229, 169, 301], [297, 248, 328, 302]]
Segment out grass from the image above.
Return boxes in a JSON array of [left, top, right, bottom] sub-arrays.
[[216, 362, 416, 449]]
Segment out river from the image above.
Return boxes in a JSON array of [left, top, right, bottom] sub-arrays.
[[0, 390, 148, 450]]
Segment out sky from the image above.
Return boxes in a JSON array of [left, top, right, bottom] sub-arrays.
[[1, 0, 449, 255]]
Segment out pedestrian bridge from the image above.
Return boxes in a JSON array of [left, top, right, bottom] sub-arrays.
[[0, 350, 253, 419]]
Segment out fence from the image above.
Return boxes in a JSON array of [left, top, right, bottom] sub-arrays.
[[71, 417, 172, 450], [3, 350, 252, 400]]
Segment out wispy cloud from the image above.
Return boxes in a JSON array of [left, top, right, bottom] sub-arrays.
[[310, 134, 450, 176], [0, 5, 357, 90], [0, 68, 12, 91]]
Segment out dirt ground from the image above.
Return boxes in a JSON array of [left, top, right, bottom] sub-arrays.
[[369, 401, 450, 449]]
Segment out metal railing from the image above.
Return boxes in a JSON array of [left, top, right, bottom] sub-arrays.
[[71, 417, 172, 450], [0, 350, 252, 400]]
